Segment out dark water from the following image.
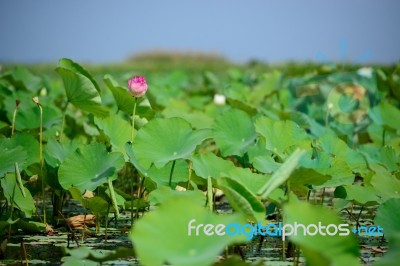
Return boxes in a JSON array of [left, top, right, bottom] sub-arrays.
[[1, 195, 387, 265]]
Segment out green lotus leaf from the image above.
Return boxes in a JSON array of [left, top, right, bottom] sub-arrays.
[[225, 98, 258, 117], [255, 116, 310, 158], [0, 143, 27, 177], [162, 99, 214, 129], [212, 108, 257, 156], [69, 187, 118, 216], [1, 173, 35, 218], [104, 74, 136, 112], [335, 184, 380, 205], [58, 58, 100, 92], [44, 138, 79, 168], [1, 66, 42, 91], [284, 201, 359, 266], [58, 143, 124, 191], [14, 105, 60, 131], [2, 133, 39, 171], [217, 177, 265, 222], [130, 195, 247, 266], [146, 159, 189, 186], [132, 117, 211, 169], [191, 152, 270, 196], [375, 198, 400, 242], [370, 165, 400, 201], [369, 101, 400, 130], [55, 58, 108, 117], [95, 114, 131, 157], [226, 167, 271, 195], [258, 149, 305, 198], [373, 234, 400, 266], [191, 152, 236, 179], [318, 133, 366, 173], [148, 185, 206, 206]]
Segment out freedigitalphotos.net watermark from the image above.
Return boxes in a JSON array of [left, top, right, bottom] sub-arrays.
[[187, 219, 383, 241]]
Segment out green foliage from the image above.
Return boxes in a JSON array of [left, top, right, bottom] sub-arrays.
[[148, 185, 206, 206], [1, 173, 35, 218], [212, 108, 257, 156], [375, 198, 400, 241], [130, 195, 247, 266], [58, 142, 124, 191], [13, 105, 60, 131], [1, 66, 42, 91], [369, 101, 400, 130], [132, 117, 211, 168], [255, 117, 310, 158], [3, 133, 39, 171], [95, 113, 131, 157], [217, 177, 264, 222], [191, 152, 235, 179], [69, 187, 115, 216], [146, 159, 189, 185], [373, 234, 400, 266], [1, 58, 400, 264], [258, 149, 305, 198], [284, 201, 359, 266], [55, 58, 108, 117], [44, 138, 79, 168], [0, 144, 27, 177], [104, 74, 137, 113]]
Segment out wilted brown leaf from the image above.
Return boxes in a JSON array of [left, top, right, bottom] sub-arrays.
[[66, 214, 96, 230]]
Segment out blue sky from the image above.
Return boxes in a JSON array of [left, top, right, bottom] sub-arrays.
[[0, 0, 399, 64]]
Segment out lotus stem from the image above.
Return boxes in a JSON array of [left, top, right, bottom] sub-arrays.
[[11, 100, 20, 136], [130, 178, 134, 226], [207, 177, 213, 211], [59, 102, 68, 142], [107, 178, 120, 218], [8, 181, 17, 239], [131, 98, 138, 143], [135, 176, 145, 221], [105, 204, 110, 241], [15, 163, 26, 197], [33, 97, 46, 225], [325, 103, 333, 128], [130, 97, 139, 226], [355, 205, 364, 230], [320, 187, 326, 205], [306, 189, 311, 202], [21, 241, 29, 266], [168, 160, 177, 188], [186, 160, 193, 190]]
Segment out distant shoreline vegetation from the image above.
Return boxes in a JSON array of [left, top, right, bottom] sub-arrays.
[[0, 50, 397, 76]]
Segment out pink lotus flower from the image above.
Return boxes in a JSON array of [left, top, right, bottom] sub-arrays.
[[128, 76, 148, 97]]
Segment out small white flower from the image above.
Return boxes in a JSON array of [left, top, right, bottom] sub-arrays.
[[328, 103, 334, 110], [213, 94, 226, 105], [357, 67, 373, 79]]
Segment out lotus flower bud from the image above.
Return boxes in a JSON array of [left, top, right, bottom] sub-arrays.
[[128, 76, 148, 97], [213, 94, 226, 105], [357, 67, 373, 79], [32, 96, 40, 105]]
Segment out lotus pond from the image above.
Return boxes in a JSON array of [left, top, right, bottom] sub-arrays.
[[0, 58, 399, 266]]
